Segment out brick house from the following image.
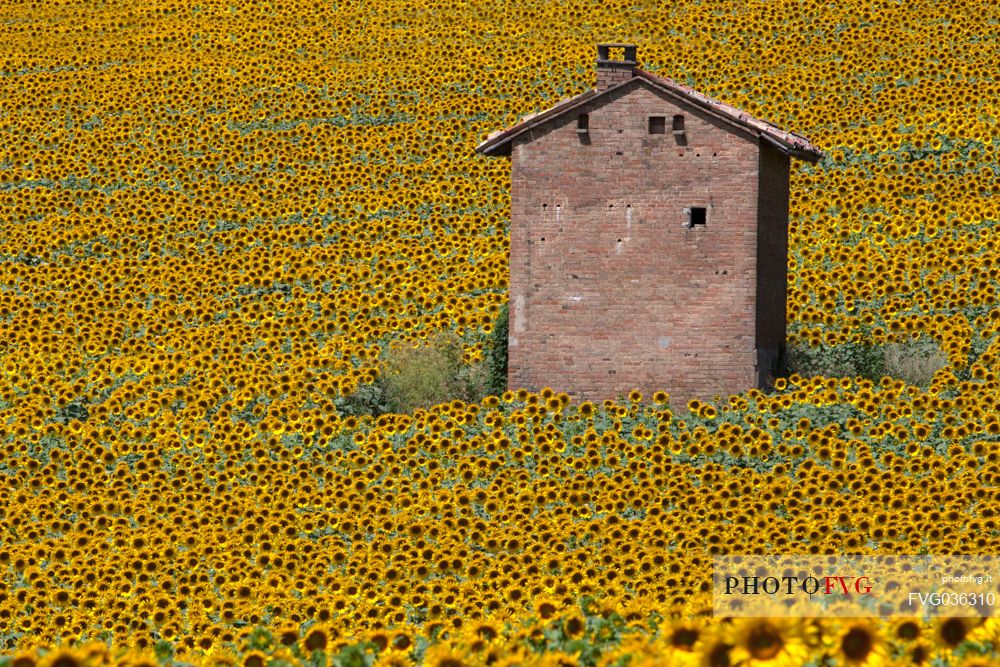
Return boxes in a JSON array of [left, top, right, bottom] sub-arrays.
[[475, 43, 823, 408]]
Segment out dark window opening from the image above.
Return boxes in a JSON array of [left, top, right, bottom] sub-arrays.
[[673, 115, 687, 146], [688, 207, 706, 227], [648, 116, 665, 134], [577, 114, 589, 134]]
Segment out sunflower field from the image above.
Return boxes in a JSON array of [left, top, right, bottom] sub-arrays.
[[1, 0, 1000, 665]]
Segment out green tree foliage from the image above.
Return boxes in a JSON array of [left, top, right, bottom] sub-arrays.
[[486, 302, 509, 397]]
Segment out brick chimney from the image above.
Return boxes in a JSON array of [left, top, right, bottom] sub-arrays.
[[596, 43, 637, 90]]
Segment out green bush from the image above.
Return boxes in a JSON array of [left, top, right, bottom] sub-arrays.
[[882, 336, 950, 386], [333, 330, 493, 417], [780, 332, 946, 386], [378, 329, 489, 414], [333, 378, 389, 417], [486, 302, 509, 397]]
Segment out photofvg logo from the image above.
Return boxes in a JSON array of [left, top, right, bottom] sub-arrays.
[[713, 555, 999, 618], [723, 573, 872, 596]]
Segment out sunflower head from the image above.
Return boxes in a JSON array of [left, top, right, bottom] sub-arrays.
[[205, 649, 240, 667], [471, 621, 499, 641], [240, 651, 267, 667], [367, 631, 389, 652], [302, 626, 329, 653], [563, 613, 587, 639], [111, 650, 158, 667], [727, 617, 809, 667], [373, 648, 416, 667], [889, 618, 922, 643], [936, 616, 975, 648], [956, 657, 996, 667], [422, 643, 469, 667], [275, 623, 299, 647], [10, 653, 37, 667], [697, 632, 735, 667], [40, 651, 82, 667], [835, 619, 887, 667], [905, 638, 933, 665], [670, 624, 701, 650]]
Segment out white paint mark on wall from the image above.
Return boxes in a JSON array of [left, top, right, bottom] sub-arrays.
[[658, 336, 671, 349], [509, 336, 518, 347], [555, 204, 562, 225], [615, 239, 623, 255], [626, 204, 632, 230], [568, 295, 582, 301], [514, 294, 526, 332]]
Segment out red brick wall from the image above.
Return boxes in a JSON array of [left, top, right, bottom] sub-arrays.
[[755, 143, 791, 388], [507, 79, 766, 409], [597, 62, 634, 91]]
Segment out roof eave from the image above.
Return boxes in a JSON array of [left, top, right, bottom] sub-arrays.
[[474, 140, 511, 157], [474, 71, 824, 161], [473, 83, 629, 157], [636, 71, 824, 160], [793, 148, 824, 163], [758, 132, 824, 163]]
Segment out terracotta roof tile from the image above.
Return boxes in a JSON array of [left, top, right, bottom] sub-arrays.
[[475, 69, 823, 162], [634, 69, 823, 160]]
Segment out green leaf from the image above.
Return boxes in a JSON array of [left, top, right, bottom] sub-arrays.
[[153, 640, 174, 663]]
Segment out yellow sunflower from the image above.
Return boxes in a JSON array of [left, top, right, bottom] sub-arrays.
[[112, 650, 158, 667], [490, 647, 531, 667], [563, 612, 587, 639], [422, 643, 469, 667], [800, 618, 832, 650], [834, 619, 889, 667], [726, 617, 810, 666], [602, 622, 701, 666], [76, 643, 113, 666], [696, 627, 736, 667], [301, 623, 336, 654], [240, 651, 268, 667], [532, 596, 562, 621], [373, 648, 416, 667], [966, 616, 1000, 645], [469, 619, 501, 642], [274, 622, 299, 647], [204, 649, 240, 667], [655, 619, 704, 667], [595, 634, 660, 667], [534, 650, 583, 667], [955, 655, 997, 667], [39, 650, 83, 667], [8, 651, 36, 667], [887, 618, 924, 644], [903, 638, 934, 665], [935, 616, 976, 649]]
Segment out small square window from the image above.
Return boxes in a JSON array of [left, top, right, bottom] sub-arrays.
[[577, 113, 589, 133], [648, 116, 665, 134], [688, 207, 707, 227]]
